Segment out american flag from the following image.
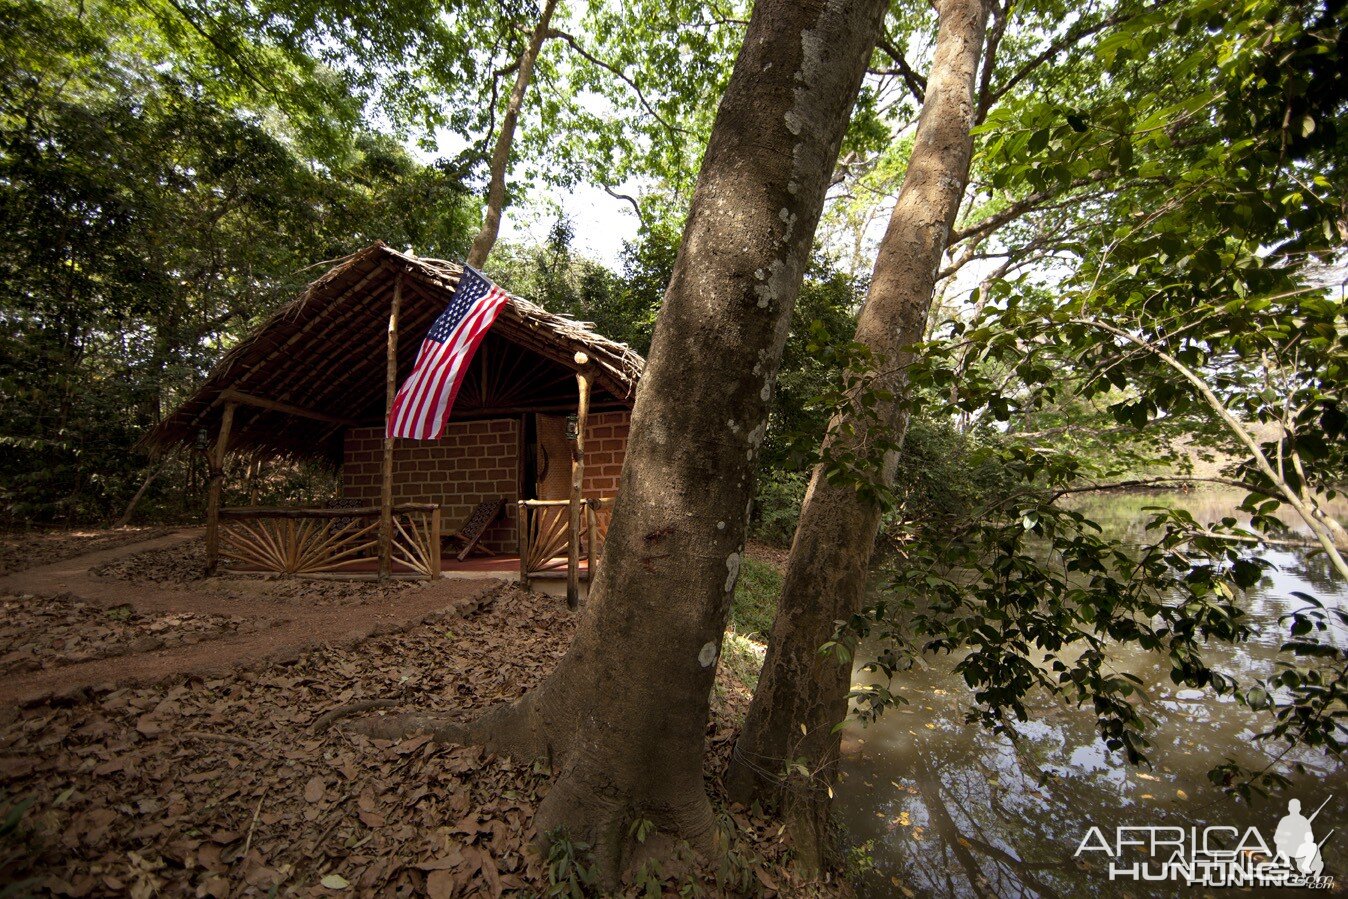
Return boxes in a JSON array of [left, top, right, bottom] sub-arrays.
[[386, 266, 510, 439]]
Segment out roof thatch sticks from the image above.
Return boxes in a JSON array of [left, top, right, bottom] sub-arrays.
[[144, 243, 644, 466]]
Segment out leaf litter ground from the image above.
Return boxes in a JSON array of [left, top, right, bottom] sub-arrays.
[[0, 531, 842, 897]]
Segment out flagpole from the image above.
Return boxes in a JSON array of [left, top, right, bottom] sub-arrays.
[[379, 273, 403, 580], [568, 351, 591, 609]]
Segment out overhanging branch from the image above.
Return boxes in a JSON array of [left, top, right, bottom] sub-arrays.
[[545, 29, 692, 137], [876, 37, 927, 103]]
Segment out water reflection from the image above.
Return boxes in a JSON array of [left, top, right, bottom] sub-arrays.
[[836, 489, 1348, 897]]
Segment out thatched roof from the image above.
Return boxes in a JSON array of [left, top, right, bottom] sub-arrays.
[[145, 242, 645, 462]]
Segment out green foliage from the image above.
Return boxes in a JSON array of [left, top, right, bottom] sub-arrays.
[[0, 0, 744, 527], [1208, 587, 1348, 800], [749, 470, 808, 545], [762, 262, 864, 474], [806, 0, 1348, 796], [529, 0, 745, 198], [820, 0, 1348, 790], [840, 481, 1264, 765], [908, 0, 1348, 560], [489, 216, 675, 356], [1237, 594, 1348, 777], [888, 418, 1023, 543], [842, 837, 878, 881], [0, 0, 474, 523], [542, 828, 597, 898], [747, 257, 865, 542], [730, 556, 783, 639]]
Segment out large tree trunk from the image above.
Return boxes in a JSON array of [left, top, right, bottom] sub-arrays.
[[725, 0, 990, 869], [465, 0, 558, 269], [380, 0, 888, 881]]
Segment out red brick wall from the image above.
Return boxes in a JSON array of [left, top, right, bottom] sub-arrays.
[[341, 411, 631, 554], [583, 410, 630, 498], [342, 419, 519, 553]]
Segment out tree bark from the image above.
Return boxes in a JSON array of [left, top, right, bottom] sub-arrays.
[[465, 0, 559, 269], [384, 0, 888, 881], [725, 0, 990, 869]]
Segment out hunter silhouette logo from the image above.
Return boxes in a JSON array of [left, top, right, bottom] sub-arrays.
[[1075, 795, 1336, 888], [1275, 797, 1332, 877]]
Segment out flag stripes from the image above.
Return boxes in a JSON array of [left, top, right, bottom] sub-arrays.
[[386, 266, 510, 440]]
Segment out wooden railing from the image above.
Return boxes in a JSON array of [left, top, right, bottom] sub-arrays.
[[517, 498, 615, 590], [218, 503, 441, 579], [518, 500, 571, 580]]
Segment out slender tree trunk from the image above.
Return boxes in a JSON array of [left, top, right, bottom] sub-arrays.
[[364, 0, 888, 881], [725, 0, 991, 868], [116, 461, 166, 527], [465, 0, 559, 269]]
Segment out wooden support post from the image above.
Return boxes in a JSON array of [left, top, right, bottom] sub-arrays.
[[567, 352, 591, 608], [204, 402, 237, 575], [518, 501, 531, 589], [429, 506, 442, 579], [379, 274, 403, 580]]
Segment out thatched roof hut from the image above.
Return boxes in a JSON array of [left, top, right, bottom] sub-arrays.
[[145, 242, 644, 463]]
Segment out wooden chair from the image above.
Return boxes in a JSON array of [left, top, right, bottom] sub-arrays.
[[445, 498, 506, 562]]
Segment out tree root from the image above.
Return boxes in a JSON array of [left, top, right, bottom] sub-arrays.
[[310, 699, 401, 733], [341, 710, 471, 744]]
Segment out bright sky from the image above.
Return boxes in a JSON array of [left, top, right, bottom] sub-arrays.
[[420, 120, 641, 270], [498, 183, 640, 270]]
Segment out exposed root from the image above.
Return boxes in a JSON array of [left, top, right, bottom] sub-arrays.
[[310, 698, 401, 733], [343, 711, 471, 744], [462, 689, 562, 762]]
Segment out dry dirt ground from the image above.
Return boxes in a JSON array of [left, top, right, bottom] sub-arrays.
[[0, 528, 175, 578], [0, 530, 840, 897]]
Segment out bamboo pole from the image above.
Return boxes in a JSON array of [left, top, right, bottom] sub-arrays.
[[379, 274, 403, 580], [567, 352, 591, 608], [429, 507, 442, 579], [204, 402, 237, 575], [220, 502, 436, 519], [218, 388, 359, 426], [518, 500, 531, 589]]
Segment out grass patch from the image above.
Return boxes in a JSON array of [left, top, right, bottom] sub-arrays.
[[720, 631, 767, 694], [731, 555, 782, 639], [717, 551, 783, 700]]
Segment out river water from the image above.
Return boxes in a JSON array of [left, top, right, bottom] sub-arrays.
[[834, 489, 1348, 898]]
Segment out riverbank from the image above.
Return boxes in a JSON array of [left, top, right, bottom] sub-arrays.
[[835, 487, 1348, 898]]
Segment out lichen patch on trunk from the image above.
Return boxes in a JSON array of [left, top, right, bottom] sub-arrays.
[[724, 552, 742, 593], [698, 641, 719, 668]]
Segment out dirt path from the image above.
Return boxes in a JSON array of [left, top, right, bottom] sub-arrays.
[[0, 530, 501, 706]]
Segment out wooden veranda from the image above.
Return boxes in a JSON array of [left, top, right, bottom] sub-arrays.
[[145, 243, 643, 605]]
